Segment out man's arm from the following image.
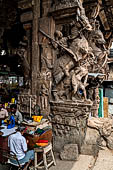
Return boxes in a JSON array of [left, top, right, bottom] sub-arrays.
[[21, 137, 27, 153], [17, 111, 23, 124]]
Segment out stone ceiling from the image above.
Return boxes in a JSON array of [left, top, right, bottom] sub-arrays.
[[0, 0, 113, 30]]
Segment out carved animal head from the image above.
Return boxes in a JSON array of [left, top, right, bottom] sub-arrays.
[[90, 29, 106, 45]]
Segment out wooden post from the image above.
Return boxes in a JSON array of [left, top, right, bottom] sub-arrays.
[[103, 97, 108, 117], [30, 96, 32, 117], [31, 0, 40, 95]]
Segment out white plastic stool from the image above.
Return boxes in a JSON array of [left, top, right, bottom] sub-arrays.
[[34, 143, 56, 170]]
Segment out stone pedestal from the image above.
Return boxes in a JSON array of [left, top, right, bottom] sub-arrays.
[[50, 101, 92, 153], [60, 144, 79, 161]]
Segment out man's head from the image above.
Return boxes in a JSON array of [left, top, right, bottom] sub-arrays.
[[10, 104, 17, 114], [17, 126, 26, 135]]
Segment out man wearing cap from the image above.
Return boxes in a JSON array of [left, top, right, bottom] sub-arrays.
[[8, 126, 34, 165]]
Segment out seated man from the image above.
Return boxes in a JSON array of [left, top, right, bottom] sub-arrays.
[[8, 126, 34, 165], [10, 104, 23, 124], [0, 102, 8, 125]]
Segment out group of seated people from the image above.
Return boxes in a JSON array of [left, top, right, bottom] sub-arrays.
[[0, 102, 34, 166], [0, 102, 23, 125]]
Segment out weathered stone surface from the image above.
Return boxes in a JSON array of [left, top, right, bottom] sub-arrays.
[[80, 144, 99, 156], [51, 101, 92, 152], [60, 144, 79, 161], [100, 137, 106, 147], [71, 155, 95, 170], [83, 127, 100, 145], [106, 132, 113, 150], [93, 148, 113, 170], [80, 127, 100, 156], [18, 94, 37, 114]]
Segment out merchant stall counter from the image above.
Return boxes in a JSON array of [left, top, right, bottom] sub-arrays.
[[0, 117, 52, 163], [22, 118, 52, 149], [0, 125, 17, 163]]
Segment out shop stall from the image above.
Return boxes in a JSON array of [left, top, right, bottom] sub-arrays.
[[0, 116, 52, 163]]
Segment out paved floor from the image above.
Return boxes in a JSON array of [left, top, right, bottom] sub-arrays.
[[50, 147, 113, 170], [0, 147, 113, 170], [93, 148, 113, 170], [50, 154, 95, 170]]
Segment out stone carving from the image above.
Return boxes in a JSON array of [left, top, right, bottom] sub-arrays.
[[18, 94, 37, 114], [87, 21, 108, 74], [86, 117, 113, 151], [88, 117, 113, 137], [87, 87, 100, 117], [52, 0, 78, 10], [50, 101, 92, 152], [75, 0, 92, 30], [69, 32, 90, 61], [52, 30, 77, 83], [60, 144, 78, 161], [39, 0, 111, 155], [51, 27, 92, 102], [52, 0, 92, 31], [71, 63, 89, 100], [39, 83, 49, 111]]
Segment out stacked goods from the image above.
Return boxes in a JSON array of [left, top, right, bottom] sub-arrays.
[[36, 139, 48, 147], [24, 129, 52, 149]]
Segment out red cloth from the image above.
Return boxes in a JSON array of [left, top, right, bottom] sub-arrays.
[[38, 139, 48, 143]]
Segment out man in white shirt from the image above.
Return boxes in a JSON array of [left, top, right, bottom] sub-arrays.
[[8, 126, 34, 165]]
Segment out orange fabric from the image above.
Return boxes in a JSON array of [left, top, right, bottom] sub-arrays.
[[36, 143, 48, 147]]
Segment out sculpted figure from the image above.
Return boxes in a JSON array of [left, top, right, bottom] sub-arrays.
[[52, 30, 77, 85], [71, 63, 89, 100], [52, 77, 71, 101], [68, 21, 94, 62], [52, 27, 93, 86], [40, 84, 49, 110], [76, 0, 92, 30], [87, 21, 108, 72], [69, 34, 90, 61]]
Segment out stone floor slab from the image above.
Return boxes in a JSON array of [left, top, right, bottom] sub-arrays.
[[71, 155, 94, 170], [93, 148, 113, 170]]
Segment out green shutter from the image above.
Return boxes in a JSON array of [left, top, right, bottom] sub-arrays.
[[98, 88, 104, 117]]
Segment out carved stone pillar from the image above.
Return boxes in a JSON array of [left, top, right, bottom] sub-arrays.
[[31, 0, 40, 95], [92, 88, 100, 117], [50, 101, 92, 152]]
